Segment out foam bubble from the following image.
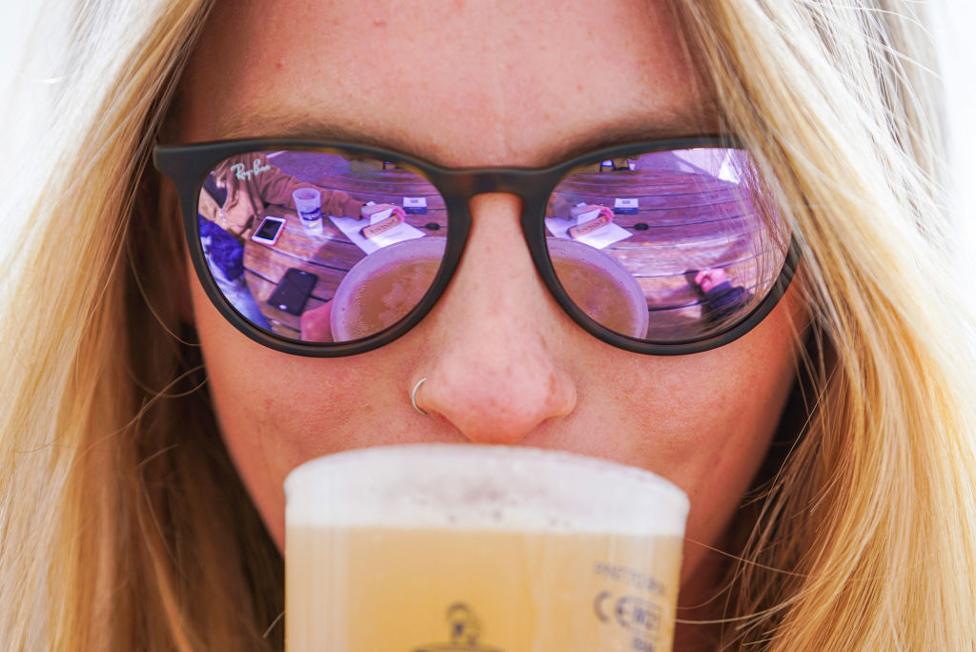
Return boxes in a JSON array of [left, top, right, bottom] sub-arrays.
[[285, 444, 689, 536]]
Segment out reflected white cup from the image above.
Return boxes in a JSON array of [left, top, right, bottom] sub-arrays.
[[293, 187, 323, 232]]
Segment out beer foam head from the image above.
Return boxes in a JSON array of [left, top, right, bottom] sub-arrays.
[[285, 444, 689, 536]]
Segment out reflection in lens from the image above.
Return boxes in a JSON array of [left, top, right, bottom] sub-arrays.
[[195, 150, 447, 343], [545, 147, 790, 342], [329, 237, 446, 342]]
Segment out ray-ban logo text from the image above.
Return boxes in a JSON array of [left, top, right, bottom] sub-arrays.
[[231, 158, 272, 181]]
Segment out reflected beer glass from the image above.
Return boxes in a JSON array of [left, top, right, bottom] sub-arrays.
[[285, 444, 690, 651]]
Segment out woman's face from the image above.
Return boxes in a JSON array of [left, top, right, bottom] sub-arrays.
[[174, 0, 807, 612]]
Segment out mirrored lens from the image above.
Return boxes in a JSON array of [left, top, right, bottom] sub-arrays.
[[545, 147, 790, 342], [196, 150, 448, 343]]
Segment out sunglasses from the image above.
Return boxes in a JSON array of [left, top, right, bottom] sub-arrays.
[[153, 134, 799, 357]]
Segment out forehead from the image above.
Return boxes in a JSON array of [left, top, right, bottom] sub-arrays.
[[176, 0, 715, 167]]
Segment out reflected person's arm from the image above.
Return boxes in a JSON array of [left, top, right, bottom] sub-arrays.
[[320, 190, 364, 218], [197, 186, 222, 224], [546, 193, 573, 218], [254, 161, 362, 218]]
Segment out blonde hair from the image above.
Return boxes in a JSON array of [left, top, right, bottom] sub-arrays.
[[1, 1, 974, 650]]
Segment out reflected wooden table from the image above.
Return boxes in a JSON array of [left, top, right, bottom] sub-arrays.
[[241, 166, 767, 339]]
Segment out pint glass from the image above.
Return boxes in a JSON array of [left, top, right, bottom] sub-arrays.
[[285, 443, 690, 651]]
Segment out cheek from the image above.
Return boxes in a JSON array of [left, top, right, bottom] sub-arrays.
[[632, 362, 785, 589], [187, 270, 286, 544], [605, 285, 805, 587], [186, 259, 364, 547]]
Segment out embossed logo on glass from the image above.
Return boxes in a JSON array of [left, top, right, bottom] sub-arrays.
[[411, 602, 504, 652]]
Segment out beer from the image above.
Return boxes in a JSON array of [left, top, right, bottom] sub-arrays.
[[329, 237, 650, 342], [285, 444, 689, 651], [287, 527, 683, 651], [547, 238, 649, 339], [329, 238, 442, 341], [335, 254, 440, 340], [551, 251, 647, 338]]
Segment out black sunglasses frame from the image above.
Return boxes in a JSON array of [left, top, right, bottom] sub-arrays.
[[153, 134, 800, 358]]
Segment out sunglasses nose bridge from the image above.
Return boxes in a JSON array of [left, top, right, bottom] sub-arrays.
[[435, 169, 557, 308], [442, 166, 556, 244], [441, 169, 556, 200]]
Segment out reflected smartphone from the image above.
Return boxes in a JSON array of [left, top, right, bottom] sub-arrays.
[[267, 268, 318, 316], [251, 215, 286, 245]]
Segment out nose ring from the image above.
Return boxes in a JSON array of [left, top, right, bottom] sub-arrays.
[[411, 377, 429, 416]]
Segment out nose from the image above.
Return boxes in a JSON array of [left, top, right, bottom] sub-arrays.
[[416, 193, 578, 444]]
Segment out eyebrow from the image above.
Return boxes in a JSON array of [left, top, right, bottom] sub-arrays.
[[212, 103, 720, 167]]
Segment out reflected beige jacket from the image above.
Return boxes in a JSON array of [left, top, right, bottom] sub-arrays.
[[199, 153, 363, 235]]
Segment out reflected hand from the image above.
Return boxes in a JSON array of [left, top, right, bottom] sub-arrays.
[[360, 203, 406, 221], [576, 204, 614, 221], [594, 205, 614, 221], [300, 300, 334, 342]]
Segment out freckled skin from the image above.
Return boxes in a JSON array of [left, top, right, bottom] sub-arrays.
[[175, 1, 808, 646]]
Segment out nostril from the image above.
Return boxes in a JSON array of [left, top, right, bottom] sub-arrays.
[[418, 357, 577, 445]]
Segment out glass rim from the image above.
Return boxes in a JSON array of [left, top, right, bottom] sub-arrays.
[[284, 442, 690, 535]]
